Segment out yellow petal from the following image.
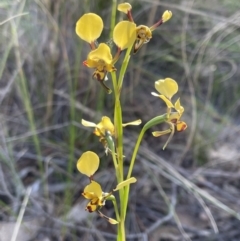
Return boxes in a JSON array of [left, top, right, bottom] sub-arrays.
[[114, 177, 137, 191], [153, 122, 177, 150], [76, 13, 103, 43], [83, 59, 98, 68], [88, 43, 113, 64], [155, 78, 178, 99], [122, 119, 141, 127], [82, 119, 97, 128], [162, 10, 172, 23], [77, 151, 100, 177], [152, 129, 171, 137], [82, 191, 96, 200], [84, 181, 103, 198], [117, 3, 132, 14], [113, 21, 136, 50], [174, 98, 184, 116], [152, 92, 174, 109], [105, 63, 117, 73], [108, 218, 119, 225], [99, 116, 115, 136], [176, 121, 187, 132], [159, 95, 174, 108]]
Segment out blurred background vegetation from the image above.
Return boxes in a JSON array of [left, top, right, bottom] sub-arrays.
[[1, 0, 240, 240]]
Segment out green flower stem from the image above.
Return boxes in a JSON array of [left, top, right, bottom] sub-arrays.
[[110, 0, 117, 38], [122, 114, 168, 219], [114, 99, 125, 237], [111, 49, 133, 241], [111, 71, 118, 101], [110, 1, 135, 236], [120, 221, 126, 241], [114, 100, 124, 180], [118, 45, 133, 92], [105, 129, 120, 181], [111, 73, 124, 184], [112, 199, 120, 222], [111, 71, 125, 241], [127, 114, 168, 179]]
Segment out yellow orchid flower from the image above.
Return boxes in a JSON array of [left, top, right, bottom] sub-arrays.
[[82, 116, 141, 152], [118, 3, 172, 53], [82, 116, 141, 138], [83, 43, 116, 93], [152, 98, 187, 149], [76, 13, 103, 49], [151, 78, 187, 149], [151, 78, 178, 108], [82, 178, 137, 223], [84, 184, 118, 223], [82, 181, 105, 212], [76, 151, 99, 179], [82, 116, 115, 138]]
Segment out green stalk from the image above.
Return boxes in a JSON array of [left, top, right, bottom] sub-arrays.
[[114, 99, 124, 180], [112, 79, 125, 240], [110, 0, 117, 38], [127, 114, 168, 179], [105, 128, 119, 181], [112, 70, 127, 241], [109, 2, 126, 239], [112, 199, 120, 222], [113, 45, 139, 240], [114, 99, 126, 241], [118, 46, 133, 91], [111, 71, 118, 99], [122, 114, 168, 219]]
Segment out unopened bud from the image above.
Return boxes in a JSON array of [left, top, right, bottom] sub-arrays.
[[162, 10, 172, 23]]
